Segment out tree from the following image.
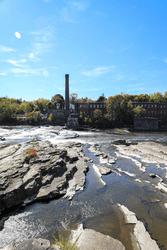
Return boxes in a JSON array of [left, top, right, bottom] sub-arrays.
[[149, 92, 163, 102], [0, 98, 15, 123], [93, 109, 102, 121], [69, 93, 78, 105], [164, 92, 167, 102], [133, 106, 146, 118], [96, 94, 106, 102], [51, 94, 64, 108], [34, 98, 50, 112]]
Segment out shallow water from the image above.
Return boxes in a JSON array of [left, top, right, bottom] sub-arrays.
[[0, 126, 167, 249]]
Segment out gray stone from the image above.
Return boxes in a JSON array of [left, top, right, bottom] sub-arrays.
[[2, 238, 51, 250], [112, 139, 126, 145], [98, 166, 111, 175], [117, 204, 160, 250], [70, 225, 125, 250], [0, 141, 88, 212], [134, 221, 160, 250], [108, 158, 116, 164]]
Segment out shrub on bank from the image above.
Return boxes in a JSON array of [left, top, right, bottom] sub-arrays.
[[25, 149, 38, 162]]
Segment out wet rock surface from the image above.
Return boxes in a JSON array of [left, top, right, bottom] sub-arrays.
[[0, 140, 88, 212]]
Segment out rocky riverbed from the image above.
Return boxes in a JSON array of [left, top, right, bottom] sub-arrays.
[[0, 140, 90, 212], [0, 126, 167, 249]]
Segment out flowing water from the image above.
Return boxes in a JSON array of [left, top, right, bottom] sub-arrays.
[[0, 126, 167, 249]]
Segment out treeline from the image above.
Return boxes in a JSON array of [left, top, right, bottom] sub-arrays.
[[74, 92, 167, 104], [78, 92, 167, 128], [0, 94, 64, 124], [1, 91, 167, 126]]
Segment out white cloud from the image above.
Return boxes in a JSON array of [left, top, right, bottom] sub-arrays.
[[28, 26, 55, 60], [0, 45, 16, 53], [4, 59, 27, 67], [10, 68, 41, 75], [33, 42, 52, 55], [81, 66, 116, 77], [70, 1, 87, 11], [60, 7, 75, 23], [43, 0, 51, 2], [60, 1, 89, 23], [15, 32, 21, 39], [29, 52, 41, 62], [0, 73, 7, 75], [30, 26, 54, 42]]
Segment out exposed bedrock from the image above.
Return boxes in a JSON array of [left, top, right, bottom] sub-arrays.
[[0, 140, 89, 212]]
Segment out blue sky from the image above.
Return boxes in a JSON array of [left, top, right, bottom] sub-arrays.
[[0, 0, 167, 101]]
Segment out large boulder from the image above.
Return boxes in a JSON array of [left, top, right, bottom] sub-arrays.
[[70, 224, 125, 250]]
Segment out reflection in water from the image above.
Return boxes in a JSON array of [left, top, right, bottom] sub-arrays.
[[0, 127, 167, 249]]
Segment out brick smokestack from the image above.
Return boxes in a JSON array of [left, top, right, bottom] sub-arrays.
[[65, 74, 69, 110]]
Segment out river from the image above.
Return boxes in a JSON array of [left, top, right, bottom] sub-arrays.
[[0, 126, 167, 249]]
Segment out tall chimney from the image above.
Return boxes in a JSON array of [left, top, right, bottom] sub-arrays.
[[65, 74, 69, 110]]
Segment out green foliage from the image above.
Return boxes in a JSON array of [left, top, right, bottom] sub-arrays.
[[133, 106, 146, 118], [34, 98, 50, 112], [70, 93, 78, 105], [53, 235, 78, 250], [96, 94, 106, 102], [149, 92, 164, 102], [25, 111, 42, 124], [0, 98, 16, 123], [48, 113, 54, 122], [93, 109, 102, 121], [51, 94, 65, 108]]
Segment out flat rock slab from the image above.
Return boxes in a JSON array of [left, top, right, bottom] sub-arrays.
[[71, 226, 125, 250], [117, 203, 160, 250], [2, 238, 51, 250], [2, 238, 61, 250], [98, 166, 111, 175], [116, 141, 167, 165], [134, 221, 160, 250]]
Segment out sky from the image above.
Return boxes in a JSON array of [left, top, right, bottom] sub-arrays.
[[0, 0, 167, 101]]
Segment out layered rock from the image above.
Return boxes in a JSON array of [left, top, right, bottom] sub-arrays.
[[0, 140, 88, 212], [2, 226, 126, 250]]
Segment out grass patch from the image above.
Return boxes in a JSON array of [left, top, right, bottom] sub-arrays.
[[53, 235, 78, 250]]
